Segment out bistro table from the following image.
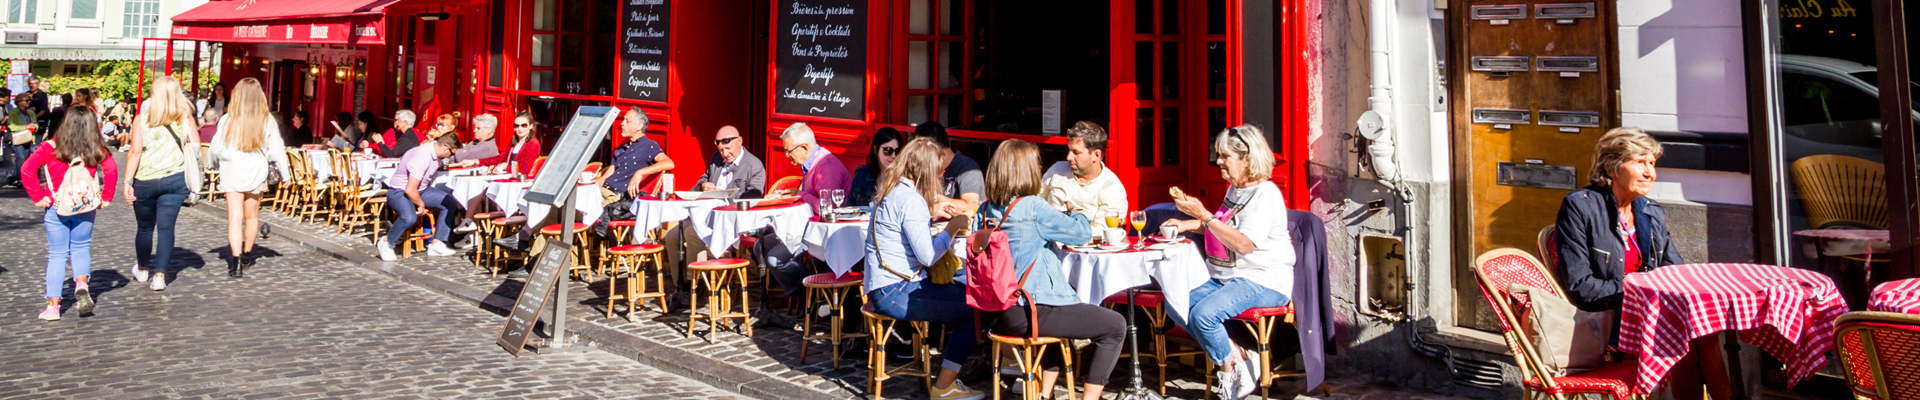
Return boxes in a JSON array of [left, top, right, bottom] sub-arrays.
[[701, 202, 813, 259], [1058, 237, 1211, 324], [484, 179, 606, 225], [358, 159, 400, 184], [306, 149, 336, 180], [1618, 263, 1847, 395], [1870, 278, 1920, 313], [627, 195, 727, 244], [441, 171, 512, 207], [801, 217, 870, 277]]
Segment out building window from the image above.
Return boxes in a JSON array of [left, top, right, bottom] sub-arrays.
[[70, 0, 95, 20], [123, 0, 159, 38], [524, 0, 602, 94], [8, 0, 37, 25], [898, 0, 970, 127]]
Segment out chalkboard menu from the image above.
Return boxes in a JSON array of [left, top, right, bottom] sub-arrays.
[[774, 0, 865, 121], [618, 0, 670, 102], [497, 242, 572, 356]]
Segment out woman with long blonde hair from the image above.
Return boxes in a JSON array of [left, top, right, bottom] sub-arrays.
[[863, 137, 985, 400], [207, 78, 289, 278], [122, 76, 202, 290]]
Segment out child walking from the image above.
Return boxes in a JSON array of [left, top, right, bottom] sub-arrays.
[[23, 106, 117, 321]]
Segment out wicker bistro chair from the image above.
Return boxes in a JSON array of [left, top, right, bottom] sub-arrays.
[[1834, 311, 1920, 400], [604, 243, 669, 321], [687, 258, 755, 342], [1101, 290, 1208, 394], [991, 292, 1077, 400], [1471, 248, 1642, 400], [863, 303, 935, 400], [797, 272, 869, 368], [768, 175, 802, 197], [1790, 155, 1888, 231]]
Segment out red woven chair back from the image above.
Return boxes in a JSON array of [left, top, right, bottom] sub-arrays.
[[1537, 225, 1559, 272], [1836, 311, 1920, 400], [770, 176, 802, 194], [1472, 249, 1563, 331]]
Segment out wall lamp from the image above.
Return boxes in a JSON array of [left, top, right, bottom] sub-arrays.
[[419, 12, 450, 21]]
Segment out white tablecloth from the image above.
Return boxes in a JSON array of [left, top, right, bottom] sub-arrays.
[[485, 181, 607, 226], [1058, 241, 1211, 324], [628, 197, 726, 243], [702, 203, 814, 258], [356, 159, 398, 184], [803, 219, 870, 277], [442, 173, 513, 205], [306, 149, 335, 180]]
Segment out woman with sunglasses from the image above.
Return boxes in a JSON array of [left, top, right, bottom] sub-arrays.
[[465, 111, 541, 176], [847, 126, 902, 206], [1164, 124, 1295, 399]]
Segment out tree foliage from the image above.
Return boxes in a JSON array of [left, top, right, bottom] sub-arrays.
[[42, 61, 219, 104]]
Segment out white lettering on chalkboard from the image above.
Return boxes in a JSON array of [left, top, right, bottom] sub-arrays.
[[790, 2, 856, 17], [803, 64, 835, 85], [776, 0, 864, 120], [789, 43, 852, 61]]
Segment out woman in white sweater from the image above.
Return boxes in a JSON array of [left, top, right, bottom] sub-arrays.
[[208, 78, 290, 278]]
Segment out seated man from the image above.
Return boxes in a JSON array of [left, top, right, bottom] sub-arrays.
[[378, 134, 466, 261], [694, 125, 767, 199], [914, 122, 983, 218], [756, 122, 851, 296], [495, 108, 673, 277], [1041, 121, 1128, 230]]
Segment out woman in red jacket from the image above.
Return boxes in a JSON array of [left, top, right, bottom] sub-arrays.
[[23, 107, 117, 321], [461, 110, 541, 176]]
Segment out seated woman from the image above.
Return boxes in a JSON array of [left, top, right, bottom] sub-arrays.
[[1164, 124, 1295, 400], [865, 137, 983, 400], [976, 139, 1125, 400], [426, 111, 463, 140], [465, 111, 542, 176], [1555, 127, 1727, 400], [848, 127, 902, 206]]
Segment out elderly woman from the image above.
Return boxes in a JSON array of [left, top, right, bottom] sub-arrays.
[[1165, 125, 1295, 399], [1554, 127, 1727, 400], [451, 113, 501, 165]]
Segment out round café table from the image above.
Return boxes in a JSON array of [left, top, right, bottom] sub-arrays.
[[1618, 263, 1847, 395], [627, 196, 726, 244], [1057, 237, 1212, 325], [801, 217, 869, 277], [1871, 278, 1920, 314], [701, 202, 813, 259], [484, 179, 606, 225], [305, 149, 336, 180]]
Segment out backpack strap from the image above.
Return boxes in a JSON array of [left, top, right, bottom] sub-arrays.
[[868, 197, 922, 282]]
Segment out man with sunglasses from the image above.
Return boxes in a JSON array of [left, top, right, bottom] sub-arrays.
[[693, 125, 766, 199]]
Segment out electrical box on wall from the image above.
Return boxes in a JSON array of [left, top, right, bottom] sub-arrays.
[[1360, 234, 1408, 318]]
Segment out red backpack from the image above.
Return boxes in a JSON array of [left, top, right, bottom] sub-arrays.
[[965, 198, 1036, 312]]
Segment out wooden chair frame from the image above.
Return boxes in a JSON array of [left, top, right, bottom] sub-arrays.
[[1834, 311, 1920, 400], [1471, 248, 1641, 400]]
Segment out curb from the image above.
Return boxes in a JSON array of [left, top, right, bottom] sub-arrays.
[[178, 204, 839, 400]]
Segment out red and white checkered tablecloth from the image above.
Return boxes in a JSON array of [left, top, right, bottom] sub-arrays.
[[1618, 263, 1846, 395], [1871, 278, 1920, 314]]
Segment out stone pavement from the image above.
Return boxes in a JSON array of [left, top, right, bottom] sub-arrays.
[[0, 186, 742, 400]]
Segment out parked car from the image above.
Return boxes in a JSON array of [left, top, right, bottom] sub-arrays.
[[1778, 54, 1920, 163]]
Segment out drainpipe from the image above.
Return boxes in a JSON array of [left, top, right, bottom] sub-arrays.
[[1358, 0, 1399, 181]]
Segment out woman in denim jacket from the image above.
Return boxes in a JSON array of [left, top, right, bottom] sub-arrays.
[[975, 139, 1126, 400], [864, 137, 983, 400]]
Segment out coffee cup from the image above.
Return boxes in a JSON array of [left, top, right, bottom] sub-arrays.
[[1103, 228, 1126, 245], [1159, 224, 1180, 240]]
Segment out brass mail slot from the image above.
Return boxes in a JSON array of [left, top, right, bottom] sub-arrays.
[[1473, 108, 1532, 125], [1497, 162, 1578, 190], [1536, 56, 1599, 72], [1534, 3, 1597, 20], [1469, 4, 1527, 20], [1470, 56, 1530, 72], [1538, 110, 1602, 127]]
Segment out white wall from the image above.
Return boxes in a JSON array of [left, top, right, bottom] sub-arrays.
[[1619, 0, 1748, 133]]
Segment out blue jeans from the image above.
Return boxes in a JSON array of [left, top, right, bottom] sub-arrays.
[[4, 142, 30, 186], [870, 280, 977, 372], [1169, 278, 1289, 364], [132, 172, 189, 273], [43, 207, 94, 299], [386, 187, 460, 247]]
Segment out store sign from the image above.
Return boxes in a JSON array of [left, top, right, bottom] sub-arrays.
[[1781, 0, 1861, 19], [618, 0, 671, 103], [170, 19, 386, 45], [774, 0, 865, 121]]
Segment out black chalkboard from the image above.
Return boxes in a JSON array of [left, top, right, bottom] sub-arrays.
[[773, 0, 865, 121], [618, 0, 670, 102], [496, 242, 572, 356]]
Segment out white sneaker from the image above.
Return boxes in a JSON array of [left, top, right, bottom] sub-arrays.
[[149, 274, 166, 291], [1234, 347, 1260, 399], [426, 241, 457, 257], [1214, 367, 1241, 400], [131, 265, 150, 283], [454, 220, 478, 233], [377, 240, 399, 261], [454, 238, 476, 250], [929, 382, 986, 400]]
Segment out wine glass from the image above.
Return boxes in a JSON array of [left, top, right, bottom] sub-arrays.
[[1130, 211, 1148, 237], [831, 189, 846, 211]]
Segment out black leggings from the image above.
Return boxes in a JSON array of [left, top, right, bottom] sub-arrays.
[[993, 303, 1127, 385]]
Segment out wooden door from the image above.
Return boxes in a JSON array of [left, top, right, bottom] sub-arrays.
[[1451, 0, 1617, 331], [1121, 0, 1240, 205]]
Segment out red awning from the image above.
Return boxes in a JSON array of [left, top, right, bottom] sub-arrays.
[[170, 0, 403, 45]]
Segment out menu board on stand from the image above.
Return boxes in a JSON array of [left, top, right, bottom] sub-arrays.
[[773, 0, 865, 121], [618, 0, 671, 103]]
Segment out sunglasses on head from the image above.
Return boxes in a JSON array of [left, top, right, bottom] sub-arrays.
[[714, 137, 739, 145], [879, 146, 900, 156]]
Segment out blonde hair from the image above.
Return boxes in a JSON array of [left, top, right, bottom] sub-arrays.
[[1214, 124, 1275, 182], [1588, 127, 1664, 187], [140, 76, 197, 130], [984, 139, 1042, 206], [874, 137, 945, 210], [223, 78, 272, 152]]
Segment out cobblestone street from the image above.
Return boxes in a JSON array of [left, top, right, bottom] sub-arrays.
[[0, 186, 741, 399]]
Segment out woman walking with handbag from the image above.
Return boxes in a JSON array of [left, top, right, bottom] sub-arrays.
[[22, 107, 117, 321], [207, 78, 289, 278], [122, 76, 201, 290]]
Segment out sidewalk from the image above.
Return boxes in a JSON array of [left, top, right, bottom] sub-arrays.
[[184, 201, 1489, 400]]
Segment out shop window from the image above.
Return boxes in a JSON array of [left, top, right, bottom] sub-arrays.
[[524, 0, 597, 95], [897, 0, 970, 126], [389, 21, 418, 110], [7, 0, 35, 24], [122, 0, 158, 39]]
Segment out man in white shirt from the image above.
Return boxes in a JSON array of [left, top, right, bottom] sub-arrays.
[[1041, 121, 1128, 227]]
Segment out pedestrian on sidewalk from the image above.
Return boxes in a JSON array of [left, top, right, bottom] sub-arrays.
[[23, 107, 118, 321], [378, 134, 465, 261], [5, 94, 40, 187], [122, 76, 202, 290], [208, 78, 291, 278]]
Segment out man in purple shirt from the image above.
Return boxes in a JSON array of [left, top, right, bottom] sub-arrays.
[[756, 122, 851, 296], [379, 134, 464, 261]]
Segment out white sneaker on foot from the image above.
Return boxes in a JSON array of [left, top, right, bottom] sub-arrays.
[[377, 240, 399, 261], [929, 382, 986, 400], [131, 265, 150, 283], [426, 241, 457, 257], [150, 274, 166, 291], [1214, 366, 1241, 400], [454, 220, 478, 233], [1234, 347, 1260, 399]]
